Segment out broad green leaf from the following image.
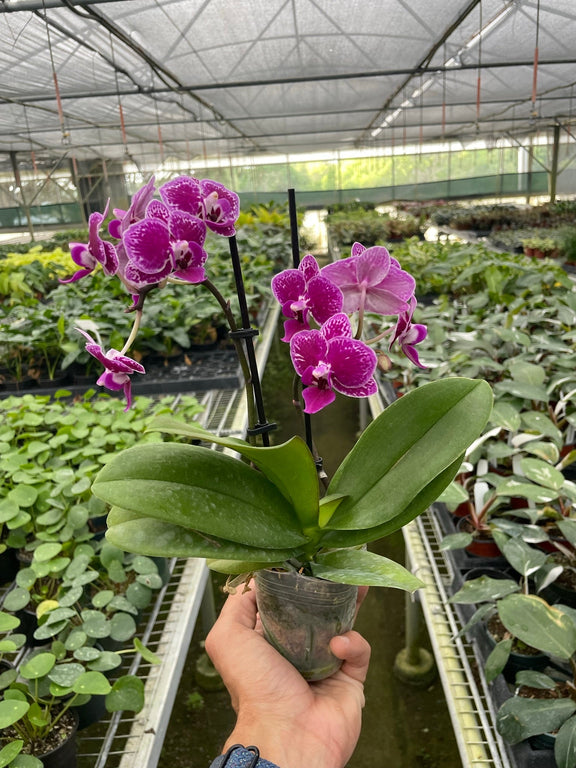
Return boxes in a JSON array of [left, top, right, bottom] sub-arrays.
[[106, 675, 145, 713], [498, 594, 576, 659], [93, 443, 309, 549], [72, 670, 112, 695], [437, 482, 469, 506], [489, 402, 521, 431], [319, 453, 466, 549], [20, 652, 56, 680], [0, 612, 20, 633], [439, 532, 473, 550], [88, 651, 122, 672], [515, 670, 557, 690], [33, 542, 62, 563], [0, 740, 23, 767], [521, 411, 563, 445], [149, 419, 320, 528], [311, 549, 423, 591], [523, 441, 559, 463], [556, 715, 576, 768], [10, 754, 43, 768], [521, 458, 565, 491], [0, 699, 29, 728], [557, 519, 576, 549], [449, 576, 519, 604], [497, 696, 575, 745], [48, 662, 84, 688], [495, 479, 558, 503], [0, 668, 18, 690], [206, 559, 284, 574], [502, 538, 547, 578], [326, 379, 492, 530], [454, 604, 494, 638], [109, 613, 137, 642], [485, 637, 512, 683], [105, 511, 301, 563], [7, 485, 37, 508]]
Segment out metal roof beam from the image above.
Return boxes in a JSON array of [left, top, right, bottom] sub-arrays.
[[0, 0, 139, 11]]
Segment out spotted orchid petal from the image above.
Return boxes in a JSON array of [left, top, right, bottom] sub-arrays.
[[123, 217, 173, 277], [61, 203, 118, 283], [390, 299, 428, 369], [198, 179, 240, 236], [77, 329, 145, 411], [109, 176, 156, 238]]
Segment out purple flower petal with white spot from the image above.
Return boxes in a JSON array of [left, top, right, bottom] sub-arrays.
[[272, 255, 343, 341], [290, 320, 377, 414], [77, 329, 145, 410], [168, 210, 208, 283], [123, 217, 173, 280], [198, 179, 240, 237]]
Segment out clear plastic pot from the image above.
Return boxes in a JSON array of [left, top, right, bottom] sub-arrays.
[[254, 568, 358, 681]]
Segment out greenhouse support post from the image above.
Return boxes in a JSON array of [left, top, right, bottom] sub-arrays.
[[550, 123, 560, 203], [10, 151, 34, 241]]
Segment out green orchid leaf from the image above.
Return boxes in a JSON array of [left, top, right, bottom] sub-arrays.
[[148, 419, 320, 528], [449, 576, 520, 604], [555, 715, 576, 768], [319, 453, 465, 548], [318, 494, 347, 528], [497, 697, 576, 745], [485, 637, 512, 683], [93, 443, 309, 549], [311, 549, 423, 591], [206, 559, 284, 574], [105, 510, 302, 563], [106, 675, 145, 713], [497, 594, 576, 659], [326, 379, 492, 530]]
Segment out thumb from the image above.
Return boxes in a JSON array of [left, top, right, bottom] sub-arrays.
[[330, 631, 371, 684]]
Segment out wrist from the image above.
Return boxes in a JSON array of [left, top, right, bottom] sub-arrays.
[[211, 744, 282, 768], [223, 728, 289, 768]]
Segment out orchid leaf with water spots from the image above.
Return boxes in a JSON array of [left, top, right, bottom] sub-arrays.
[[311, 549, 423, 591], [105, 509, 302, 564], [325, 378, 492, 530], [93, 443, 309, 549], [146, 418, 319, 528], [555, 715, 576, 768], [497, 697, 576, 745]]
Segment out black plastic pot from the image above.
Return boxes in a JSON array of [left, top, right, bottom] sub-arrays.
[[0, 547, 18, 585], [38, 709, 79, 768]]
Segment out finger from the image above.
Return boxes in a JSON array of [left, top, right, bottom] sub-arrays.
[[329, 631, 371, 684], [205, 588, 258, 664]]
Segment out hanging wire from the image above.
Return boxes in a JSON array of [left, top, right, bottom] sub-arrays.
[[441, 43, 447, 139], [476, 0, 483, 127], [41, 0, 69, 145], [531, 0, 541, 111], [109, 33, 129, 155]]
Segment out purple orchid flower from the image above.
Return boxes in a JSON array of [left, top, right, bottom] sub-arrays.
[[108, 176, 156, 239], [61, 202, 118, 284], [390, 298, 428, 368], [272, 254, 343, 341], [159, 176, 240, 237], [121, 205, 208, 288], [290, 313, 378, 414], [321, 243, 415, 316], [77, 329, 145, 410]]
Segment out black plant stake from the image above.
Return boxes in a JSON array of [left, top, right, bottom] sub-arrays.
[[227, 235, 275, 446], [287, 189, 326, 483]]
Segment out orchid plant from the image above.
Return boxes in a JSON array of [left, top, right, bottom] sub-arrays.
[[59, 175, 493, 590]]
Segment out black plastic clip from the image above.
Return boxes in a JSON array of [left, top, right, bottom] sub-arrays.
[[221, 744, 260, 768], [228, 328, 260, 340], [315, 456, 324, 471], [246, 421, 277, 437]]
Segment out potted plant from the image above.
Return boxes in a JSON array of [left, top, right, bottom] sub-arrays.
[[58, 175, 494, 680]]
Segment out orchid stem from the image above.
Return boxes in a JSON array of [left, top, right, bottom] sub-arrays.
[[291, 374, 330, 490], [120, 310, 142, 355]]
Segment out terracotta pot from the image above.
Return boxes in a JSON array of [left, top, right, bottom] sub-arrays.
[[457, 516, 501, 558], [254, 569, 357, 681]]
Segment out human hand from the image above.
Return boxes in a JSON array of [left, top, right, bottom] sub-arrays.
[[205, 584, 370, 768]]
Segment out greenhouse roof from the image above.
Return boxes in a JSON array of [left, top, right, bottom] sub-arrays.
[[0, 0, 575, 172]]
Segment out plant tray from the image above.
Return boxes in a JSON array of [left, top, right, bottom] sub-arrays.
[[0, 350, 242, 399]]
